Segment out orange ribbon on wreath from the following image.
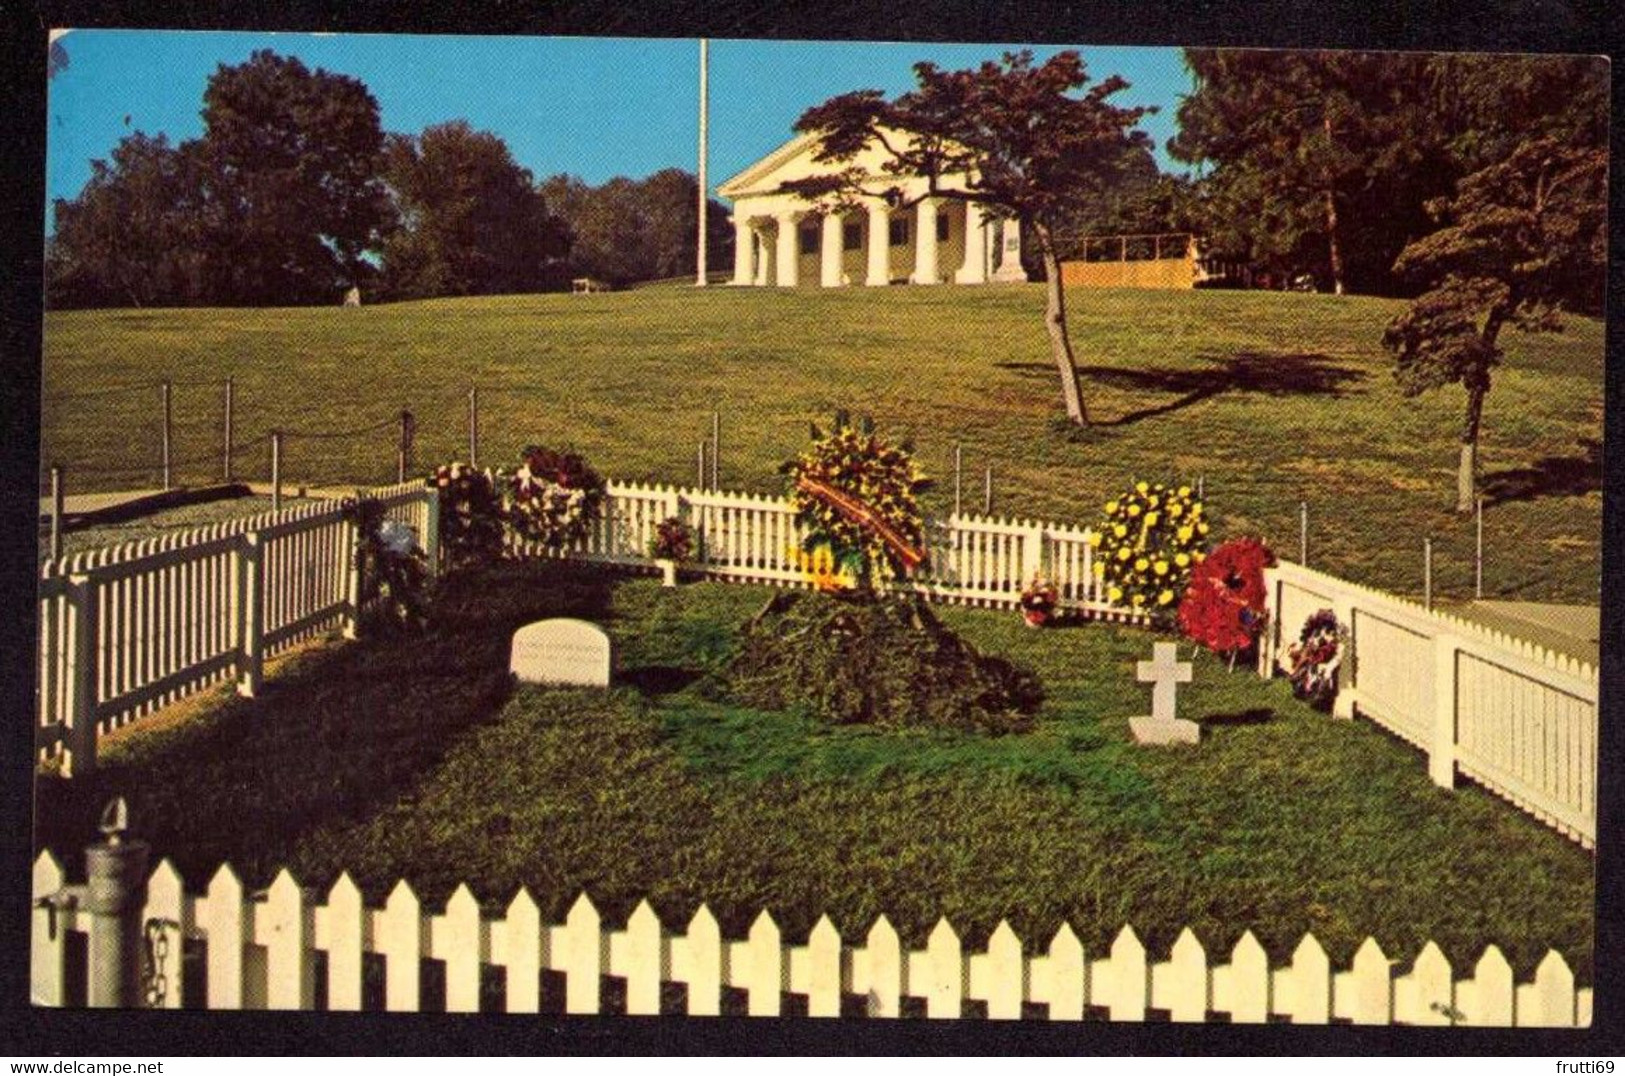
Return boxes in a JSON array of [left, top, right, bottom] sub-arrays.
[[796, 476, 926, 571]]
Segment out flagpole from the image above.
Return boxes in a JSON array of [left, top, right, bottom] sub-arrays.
[[696, 38, 709, 287]]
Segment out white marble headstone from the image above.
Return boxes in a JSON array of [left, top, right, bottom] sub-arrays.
[[1130, 641, 1198, 745], [510, 618, 610, 687]]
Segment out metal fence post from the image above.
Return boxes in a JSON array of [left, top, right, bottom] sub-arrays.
[[1424, 537, 1433, 611], [1475, 496, 1484, 599], [223, 378, 234, 483], [398, 410, 415, 484], [710, 411, 720, 491], [83, 799, 148, 1008], [1299, 502, 1308, 566], [953, 444, 962, 516], [50, 464, 64, 561], [983, 466, 993, 516], [160, 380, 172, 491], [271, 431, 283, 513], [467, 387, 479, 469], [65, 573, 99, 777], [237, 533, 264, 697]]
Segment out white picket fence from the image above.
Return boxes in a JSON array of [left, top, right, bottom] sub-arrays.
[[35, 481, 438, 775], [35, 477, 1600, 849], [1258, 560, 1599, 848], [29, 851, 1590, 1024], [538, 480, 1129, 617]]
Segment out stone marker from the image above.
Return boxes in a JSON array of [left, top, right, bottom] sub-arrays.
[[510, 618, 610, 687], [1130, 641, 1198, 745]]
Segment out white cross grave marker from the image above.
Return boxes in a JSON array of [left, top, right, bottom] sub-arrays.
[[1130, 641, 1199, 745]]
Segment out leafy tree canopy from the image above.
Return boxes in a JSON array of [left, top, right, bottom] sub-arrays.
[[780, 50, 1154, 426], [380, 120, 568, 300]]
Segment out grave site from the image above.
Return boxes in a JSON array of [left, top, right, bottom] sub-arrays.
[[30, 405, 1599, 1022], [31, 41, 1603, 1028]]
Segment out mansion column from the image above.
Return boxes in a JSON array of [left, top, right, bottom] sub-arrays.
[[991, 218, 1027, 282], [911, 197, 940, 284], [865, 202, 890, 286], [775, 211, 802, 287], [954, 202, 989, 284], [752, 225, 772, 285], [820, 212, 844, 288], [731, 217, 753, 285]]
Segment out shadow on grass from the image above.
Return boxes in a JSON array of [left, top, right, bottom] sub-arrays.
[[31, 560, 618, 886], [1198, 707, 1274, 728], [621, 665, 706, 697], [1480, 438, 1602, 506], [996, 350, 1366, 428]]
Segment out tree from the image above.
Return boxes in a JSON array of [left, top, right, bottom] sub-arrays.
[[541, 169, 733, 287], [1383, 136, 1605, 512], [49, 133, 207, 308], [380, 121, 567, 299], [780, 51, 1153, 426], [1171, 50, 1445, 296], [196, 50, 394, 304]]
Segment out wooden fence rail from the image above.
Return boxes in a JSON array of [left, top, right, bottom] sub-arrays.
[[1258, 560, 1598, 848], [30, 848, 1591, 1024]]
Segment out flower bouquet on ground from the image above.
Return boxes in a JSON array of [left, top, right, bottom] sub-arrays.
[[349, 498, 430, 633], [505, 446, 606, 549], [432, 461, 506, 571], [1090, 480, 1208, 622], [1287, 609, 1343, 711], [1177, 536, 1276, 670], [649, 515, 695, 586], [1019, 574, 1060, 627]]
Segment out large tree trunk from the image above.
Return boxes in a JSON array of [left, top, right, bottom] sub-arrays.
[[1457, 313, 1503, 513], [1032, 221, 1089, 426], [1322, 115, 1346, 296]]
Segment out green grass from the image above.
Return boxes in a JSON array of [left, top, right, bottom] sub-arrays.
[[34, 562, 1594, 981], [42, 286, 1603, 602]]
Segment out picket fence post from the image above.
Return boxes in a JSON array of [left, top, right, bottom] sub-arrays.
[[236, 533, 264, 697], [65, 574, 99, 776], [1021, 523, 1043, 584], [1430, 633, 1460, 788], [422, 487, 442, 581], [342, 508, 362, 641]]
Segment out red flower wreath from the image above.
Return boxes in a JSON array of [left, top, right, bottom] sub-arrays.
[[1177, 536, 1277, 656]]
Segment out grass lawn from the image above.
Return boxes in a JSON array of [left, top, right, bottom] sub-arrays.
[[41, 286, 1603, 603], [34, 562, 1594, 982]]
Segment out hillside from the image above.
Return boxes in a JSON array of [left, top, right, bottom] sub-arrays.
[[40, 285, 1604, 602]]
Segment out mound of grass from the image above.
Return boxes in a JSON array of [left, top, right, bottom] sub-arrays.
[[719, 589, 1042, 734]]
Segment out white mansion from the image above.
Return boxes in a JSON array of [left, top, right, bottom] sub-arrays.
[[717, 131, 1027, 287]]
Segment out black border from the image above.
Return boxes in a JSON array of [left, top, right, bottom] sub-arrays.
[[2, 0, 1618, 1057]]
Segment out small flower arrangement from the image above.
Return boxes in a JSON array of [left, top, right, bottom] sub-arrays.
[[650, 515, 695, 562], [1177, 536, 1276, 667], [505, 445, 606, 549], [432, 461, 506, 570], [1287, 609, 1343, 711], [1090, 480, 1208, 620], [1019, 574, 1060, 627], [347, 497, 430, 633]]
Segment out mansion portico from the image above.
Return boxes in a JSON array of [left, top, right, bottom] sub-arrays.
[[716, 132, 1027, 287]]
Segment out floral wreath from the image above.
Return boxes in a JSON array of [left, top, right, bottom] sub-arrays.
[[1286, 608, 1342, 712]]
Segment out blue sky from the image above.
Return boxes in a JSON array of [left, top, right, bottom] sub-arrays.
[[46, 31, 1194, 227]]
